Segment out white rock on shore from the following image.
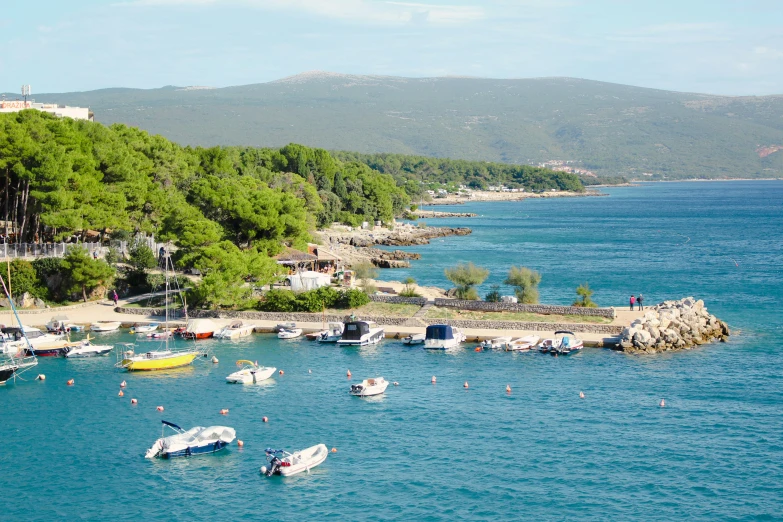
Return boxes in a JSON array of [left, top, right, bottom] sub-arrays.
[[619, 297, 729, 354]]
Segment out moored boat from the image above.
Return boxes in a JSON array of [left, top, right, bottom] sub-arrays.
[[261, 444, 328, 477], [65, 339, 113, 358], [278, 327, 303, 339], [337, 321, 384, 347], [317, 322, 344, 343], [132, 323, 160, 334], [226, 360, 276, 384], [424, 324, 466, 350], [546, 331, 584, 356], [0, 359, 19, 385], [90, 321, 122, 332], [183, 319, 218, 340], [350, 377, 389, 397], [504, 335, 540, 352], [46, 316, 81, 334], [480, 336, 511, 349], [214, 320, 256, 339], [402, 333, 425, 345], [145, 421, 236, 459]]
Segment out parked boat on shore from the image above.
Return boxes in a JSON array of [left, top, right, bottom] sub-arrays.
[[214, 320, 256, 339], [424, 324, 466, 350], [337, 321, 384, 347], [261, 444, 328, 477], [145, 421, 236, 459]]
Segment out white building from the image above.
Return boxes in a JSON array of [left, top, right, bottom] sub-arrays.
[[0, 99, 92, 121]]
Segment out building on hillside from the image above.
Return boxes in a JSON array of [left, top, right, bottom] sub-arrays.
[[0, 99, 93, 121]]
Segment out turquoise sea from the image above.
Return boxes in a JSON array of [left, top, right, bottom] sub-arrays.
[[2, 181, 782, 520]]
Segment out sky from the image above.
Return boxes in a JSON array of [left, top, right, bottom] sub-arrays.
[[1, 0, 782, 95]]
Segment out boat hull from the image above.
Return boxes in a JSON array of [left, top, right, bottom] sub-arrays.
[[0, 366, 17, 384], [226, 366, 276, 384], [26, 346, 69, 357], [66, 347, 113, 358], [184, 332, 213, 340], [162, 441, 230, 458], [337, 330, 384, 347], [279, 444, 329, 476], [121, 352, 198, 371]]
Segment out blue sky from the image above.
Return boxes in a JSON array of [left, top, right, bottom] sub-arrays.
[[1, 0, 781, 95]]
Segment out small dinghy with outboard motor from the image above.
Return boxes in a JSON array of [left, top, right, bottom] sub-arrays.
[[349, 377, 389, 397], [145, 420, 235, 459], [261, 444, 328, 477], [225, 360, 276, 384]]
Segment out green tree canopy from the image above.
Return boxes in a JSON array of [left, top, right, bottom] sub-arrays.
[[444, 262, 489, 300], [504, 266, 541, 304], [61, 246, 115, 302]]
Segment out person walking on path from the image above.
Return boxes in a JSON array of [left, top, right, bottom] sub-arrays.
[[638, 294, 644, 311], [630, 295, 636, 311], [112, 290, 119, 306]]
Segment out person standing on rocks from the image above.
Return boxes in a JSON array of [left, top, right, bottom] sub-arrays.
[[638, 294, 644, 311], [630, 295, 636, 311]]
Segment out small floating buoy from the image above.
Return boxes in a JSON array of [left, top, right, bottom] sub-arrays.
[[237, 440, 244, 447], [474, 347, 481, 352], [129, 329, 135, 334], [331, 447, 337, 453], [156, 406, 164, 412], [211, 356, 219, 364], [308, 369, 312, 374], [278, 370, 284, 376], [120, 380, 127, 388], [346, 370, 352, 378], [131, 398, 138, 405], [118, 390, 124, 397], [220, 409, 229, 415], [431, 376, 436, 384], [66, 379, 74, 386], [393, 381, 399, 386], [579, 391, 585, 399], [659, 399, 665, 408], [262, 416, 268, 423], [506, 385, 511, 393], [463, 381, 469, 389], [36, 374, 45, 381]]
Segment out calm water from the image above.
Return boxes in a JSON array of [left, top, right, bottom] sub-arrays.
[[2, 181, 782, 520]]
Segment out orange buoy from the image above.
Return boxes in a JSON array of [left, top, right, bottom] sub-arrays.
[[66, 379, 74, 386], [431, 376, 436, 384], [262, 416, 268, 423], [278, 370, 284, 375], [237, 440, 244, 447], [579, 391, 585, 399], [220, 409, 229, 415], [506, 385, 511, 393], [120, 380, 127, 388], [463, 381, 469, 389], [346, 370, 352, 377], [474, 347, 481, 352], [156, 406, 164, 412], [131, 398, 138, 404], [659, 399, 665, 408], [331, 447, 337, 453], [36, 374, 45, 381], [118, 390, 124, 397]]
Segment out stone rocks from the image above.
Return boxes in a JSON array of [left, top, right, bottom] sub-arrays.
[[619, 297, 729, 354]]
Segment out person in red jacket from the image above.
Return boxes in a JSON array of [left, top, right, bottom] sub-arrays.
[[630, 295, 636, 311]]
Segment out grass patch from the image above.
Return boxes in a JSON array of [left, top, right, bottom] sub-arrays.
[[327, 302, 421, 318], [425, 307, 612, 324]]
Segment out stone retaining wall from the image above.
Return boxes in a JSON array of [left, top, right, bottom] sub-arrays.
[[369, 295, 428, 306], [433, 298, 615, 319], [425, 318, 623, 335]]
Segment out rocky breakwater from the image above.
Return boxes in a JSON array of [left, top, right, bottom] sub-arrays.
[[619, 297, 730, 354]]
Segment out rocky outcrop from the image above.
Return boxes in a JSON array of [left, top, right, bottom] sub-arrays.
[[377, 227, 471, 246], [408, 210, 477, 219], [619, 297, 729, 354]]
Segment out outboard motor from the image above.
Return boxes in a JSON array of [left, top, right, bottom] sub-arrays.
[[350, 384, 364, 394], [261, 448, 283, 476]]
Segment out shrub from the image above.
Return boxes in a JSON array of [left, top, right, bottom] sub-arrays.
[[444, 262, 489, 300], [484, 285, 502, 302], [104, 246, 121, 266], [504, 266, 541, 304], [8, 259, 46, 299], [129, 244, 157, 271], [338, 288, 370, 309], [258, 289, 297, 312], [572, 282, 598, 308], [399, 276, 421, 297]]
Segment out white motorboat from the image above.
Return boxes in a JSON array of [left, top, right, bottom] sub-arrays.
[[402, 333, 425, 345], [1, 326, 67, 356], [261, 444, 328, 477], [226, 360, 276, 384], [278, 327, 303, 339], [546, 330, 584, 356], [91, 321, 122, 332], [480, 336, 511, 349], [349, 377, 389, 397], [145, 420, 236, 459], [214, 320, 256, 339], [65, 339, 113, 358], [424, 324, 466, 350], [337, 321, 384, 347], [316, 322, 344, 343], [504, 335, 541, 352], [274, 322, 296, 333], [132, 323, 159, 334], [46, 316, 82, 334]]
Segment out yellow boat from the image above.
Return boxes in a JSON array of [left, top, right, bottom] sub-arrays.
[[119, 350, 198, 371]]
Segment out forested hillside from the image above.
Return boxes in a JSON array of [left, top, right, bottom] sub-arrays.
[[23, 72, 783, 179]]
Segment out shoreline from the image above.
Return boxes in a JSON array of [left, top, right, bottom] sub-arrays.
[[420, 189, 605, 206]]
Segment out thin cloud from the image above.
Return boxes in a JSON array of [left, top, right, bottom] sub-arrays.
[[607, 22, 730, 44]]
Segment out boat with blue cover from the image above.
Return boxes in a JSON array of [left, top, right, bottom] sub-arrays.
[[547, 330, 584, 356], [145, 421, 236, 459], [424, 324, 466, 350]]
